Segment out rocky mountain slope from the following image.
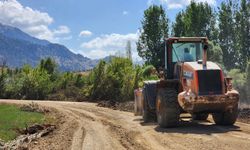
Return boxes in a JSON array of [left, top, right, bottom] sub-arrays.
[[0, 23, 97, 71]]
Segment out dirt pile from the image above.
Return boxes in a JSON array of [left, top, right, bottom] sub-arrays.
[[0, 124, 55, 150], [97, 100, 134, 112], [238, 108, 250, 123]]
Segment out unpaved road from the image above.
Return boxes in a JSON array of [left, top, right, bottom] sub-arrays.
[[1, 100, 250, 150]]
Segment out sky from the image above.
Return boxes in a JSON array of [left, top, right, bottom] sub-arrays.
[[0, 0, 220, 60]]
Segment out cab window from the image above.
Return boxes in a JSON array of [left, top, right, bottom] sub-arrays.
[[172, 43, 203, 62]]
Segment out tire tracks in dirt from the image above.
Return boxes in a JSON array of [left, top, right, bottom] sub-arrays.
[[66, 106, 150, 150], [2, 100, 250, 150]]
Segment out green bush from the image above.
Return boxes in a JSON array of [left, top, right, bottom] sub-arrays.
[[228, 69, 247, 103], [208, 41, 223, 64], [1, 57, 90, 101], [5, 65, 52, 100], [48, 71, 87, 101], [87, 57, 142, 101], [0, 69, 6, 98]]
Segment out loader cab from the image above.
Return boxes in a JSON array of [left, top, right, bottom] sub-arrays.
[[164, 37, 208, 79]]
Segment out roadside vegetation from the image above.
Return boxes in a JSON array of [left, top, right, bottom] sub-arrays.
[[0, 104, 44, 141], [0, 57, 158, 102]]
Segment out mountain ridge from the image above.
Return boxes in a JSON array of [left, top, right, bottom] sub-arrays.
[[0, 23, 97, 71]]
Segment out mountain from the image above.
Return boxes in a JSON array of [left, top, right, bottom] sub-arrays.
[[0, 23, 49, 46], [0, 23, 97, 71]]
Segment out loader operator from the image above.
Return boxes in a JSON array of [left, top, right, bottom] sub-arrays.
[[183, 48, 194, 62]]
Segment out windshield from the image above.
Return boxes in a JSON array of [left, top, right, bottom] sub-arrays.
[[172, 42, 203, 62]]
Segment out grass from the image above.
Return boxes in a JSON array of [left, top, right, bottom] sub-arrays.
[[0, 104, 45, 142]]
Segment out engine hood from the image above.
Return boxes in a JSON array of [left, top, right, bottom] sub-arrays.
[[182, 61, 224, 96], [184, 61, 221, 71]]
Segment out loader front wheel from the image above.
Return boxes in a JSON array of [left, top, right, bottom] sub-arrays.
[[156, 88, 180, 128], [212, 104, 238, 125]]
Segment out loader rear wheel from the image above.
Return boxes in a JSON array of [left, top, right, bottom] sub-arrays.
[[192, 113, 209, 121], [156, 88, 180, 128], [212, 104, 238, 125], [142, 93, 156, 123]]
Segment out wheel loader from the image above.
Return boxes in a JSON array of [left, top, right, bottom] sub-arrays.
[[134, 37, 239, 128]]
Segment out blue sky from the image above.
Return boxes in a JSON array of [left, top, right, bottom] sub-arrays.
[[0, 0, 220, 60]]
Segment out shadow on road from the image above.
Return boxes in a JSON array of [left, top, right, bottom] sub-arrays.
[[133, 118, 158, 126], [154, 120, 241, 135], [133, 117, 241, 135]]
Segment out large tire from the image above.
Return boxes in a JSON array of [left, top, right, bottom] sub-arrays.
[[212, 104, 238, 125], [192, 113, 209, 121], [156, 88, 180, 128], [142, 94, 156, 123]]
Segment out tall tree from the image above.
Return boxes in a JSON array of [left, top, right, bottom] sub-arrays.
[[246, 61, 250, 102], [172, 1, 216, 40], [218, 0, 239, 70], [39, 58, 57, 75], [137, 5, 169, 68], [172, 12, 185, 37], [126, 40, 132, 60], [238, 0, 250, 70]]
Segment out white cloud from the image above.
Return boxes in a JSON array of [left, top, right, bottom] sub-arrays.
[[81, 32, 138, 49], [0, 0, 70, 42], [122, 11, 128, 15], [80, 32, 141, 60], [53, 25, 70, 35], [160, 0, 216, 9], [79, 30, 92, 37]]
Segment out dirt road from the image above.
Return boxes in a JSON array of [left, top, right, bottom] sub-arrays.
[[1, 100, 250, 150]]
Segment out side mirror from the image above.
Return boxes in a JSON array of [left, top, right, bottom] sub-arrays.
[[203, 44, 208, 50]]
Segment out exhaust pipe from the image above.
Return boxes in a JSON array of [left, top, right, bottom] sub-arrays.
[[203, 44, 208, 69]]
